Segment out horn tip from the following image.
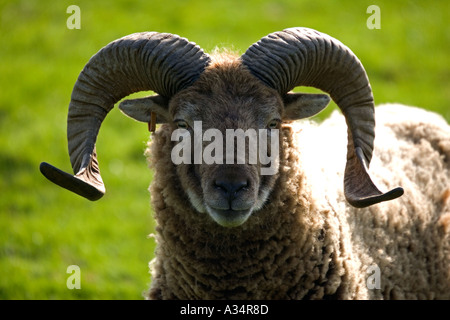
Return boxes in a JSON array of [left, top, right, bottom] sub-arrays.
[[347, 186, 404, 208], [40, 162, 105, 201]]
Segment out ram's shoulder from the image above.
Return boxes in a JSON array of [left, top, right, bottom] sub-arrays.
[[375, 104, 449, 129]]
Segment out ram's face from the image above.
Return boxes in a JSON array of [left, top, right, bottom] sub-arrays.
[[117, 56, 329, 228], [168, 61, 283, 227]]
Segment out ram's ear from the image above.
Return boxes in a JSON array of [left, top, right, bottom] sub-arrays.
[[119, 94, 170, 123], [283, 93, 330, 120]]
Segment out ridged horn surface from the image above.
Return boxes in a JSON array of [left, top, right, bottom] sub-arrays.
[[242, 27, 403, 207], [41, 32, 211, 200]]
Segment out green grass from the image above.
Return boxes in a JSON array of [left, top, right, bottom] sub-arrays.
[[0, 0, 448, 299]]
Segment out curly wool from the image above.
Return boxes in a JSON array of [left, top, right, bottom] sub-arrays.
[[146, 104, 450, 299]]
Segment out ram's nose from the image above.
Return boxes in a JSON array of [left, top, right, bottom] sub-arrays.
[[214, 177, 249, 203], [203, 166, 258, 227]]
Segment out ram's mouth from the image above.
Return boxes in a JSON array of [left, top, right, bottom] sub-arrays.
[[206, 206, 253, 228]]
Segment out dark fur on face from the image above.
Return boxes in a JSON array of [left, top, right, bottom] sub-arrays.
[[119, 51, 329, 227], [168, 53, 283, 227]]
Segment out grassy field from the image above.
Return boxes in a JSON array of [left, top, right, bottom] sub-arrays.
[[0, 0, 448, 299]]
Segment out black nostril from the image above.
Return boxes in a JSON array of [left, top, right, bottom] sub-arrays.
[[214, 178, 249, 198]]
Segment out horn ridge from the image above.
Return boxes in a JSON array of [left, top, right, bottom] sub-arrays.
[[41, 32, 210, 200], [241, 27, 403, 207]]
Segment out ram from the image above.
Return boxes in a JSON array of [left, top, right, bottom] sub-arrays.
[[40, 28, 450, 299]]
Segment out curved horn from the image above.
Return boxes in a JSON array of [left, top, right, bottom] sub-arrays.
[[40, 32, 211, 200], [241, 27, 403, 207]]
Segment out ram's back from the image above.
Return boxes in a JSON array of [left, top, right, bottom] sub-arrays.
[[293, 103, 450, 299]]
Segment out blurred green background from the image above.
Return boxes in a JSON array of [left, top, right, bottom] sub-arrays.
[[0, 0, 448, 299]]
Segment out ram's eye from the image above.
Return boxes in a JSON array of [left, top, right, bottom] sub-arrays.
[[267, 119, 280, 129], [175, 120, 189, 129]]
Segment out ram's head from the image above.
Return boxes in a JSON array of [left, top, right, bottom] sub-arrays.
[[40, 28, 403, 227]]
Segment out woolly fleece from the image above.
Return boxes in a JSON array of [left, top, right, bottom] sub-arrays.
[[146, 104, 450, 299]]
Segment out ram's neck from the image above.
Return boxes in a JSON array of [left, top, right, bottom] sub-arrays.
[[146, 124, 333, 299]]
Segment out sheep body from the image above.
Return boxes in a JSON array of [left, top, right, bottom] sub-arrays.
[[147, 102, 450, 299], [299, 104, 450, 299], [38, 28, 449, 299]]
